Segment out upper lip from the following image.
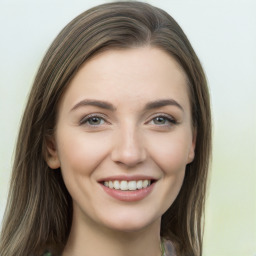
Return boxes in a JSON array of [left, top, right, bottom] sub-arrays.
[[97, 175, 157, 182]]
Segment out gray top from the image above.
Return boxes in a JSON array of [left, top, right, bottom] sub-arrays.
[[163, 239, 176, 256]]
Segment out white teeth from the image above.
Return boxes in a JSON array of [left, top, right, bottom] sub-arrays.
[[113, 180, 120, 189], [103, 179, 152, 190], [120, 181, 128, 190], [128, 181, 137, 191], [136, 180, 143, 189], [109, 181, 114, 189], [142, 180, 149, 188]]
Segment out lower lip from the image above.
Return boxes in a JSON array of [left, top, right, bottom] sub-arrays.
[[100, 182, 155, 202]]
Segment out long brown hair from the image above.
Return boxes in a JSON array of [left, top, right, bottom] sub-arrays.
[[0, 2, 211, 255]]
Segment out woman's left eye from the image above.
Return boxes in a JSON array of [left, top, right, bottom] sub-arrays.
[[149, 115, 176, 126]]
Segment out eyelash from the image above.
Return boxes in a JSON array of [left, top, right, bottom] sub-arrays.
[[147, 114, 177, 127], [80, 114, 108, 127], [79, 113, 177, 128]]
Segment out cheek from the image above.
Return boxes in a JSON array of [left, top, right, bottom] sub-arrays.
[[55, 128, 113, 207], [55, 128, 111, 176], [146, 130, 192, 175], [146, 132, 191, 211]]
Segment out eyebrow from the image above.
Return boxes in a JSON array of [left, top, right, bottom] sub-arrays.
[[70, 99, 116, 112], [144, 99, 184, 112], [70, 98, 184, 112]]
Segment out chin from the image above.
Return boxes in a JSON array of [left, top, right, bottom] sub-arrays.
[[99, 210, 161, 233]]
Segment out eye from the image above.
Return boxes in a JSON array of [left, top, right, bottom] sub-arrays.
[[86, 117, 104, 126], [80, 114, 106, 126], [152, 116, 169, 125], [148, 114, 177, 126]]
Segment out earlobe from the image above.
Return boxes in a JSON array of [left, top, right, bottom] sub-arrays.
[[187, 128, 197, 164], [44, 136, 60, 169], [187, 148, 195, 164]]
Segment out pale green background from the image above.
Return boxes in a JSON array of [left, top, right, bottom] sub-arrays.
[[0, 0, 255, 255]]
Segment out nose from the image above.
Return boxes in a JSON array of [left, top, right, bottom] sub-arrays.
[[110, 125, 146, 168]]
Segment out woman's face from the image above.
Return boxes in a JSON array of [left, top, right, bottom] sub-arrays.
[[47, 47, 196, 232]]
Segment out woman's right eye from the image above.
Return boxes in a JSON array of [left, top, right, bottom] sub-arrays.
[[80, 115, 106, 127]]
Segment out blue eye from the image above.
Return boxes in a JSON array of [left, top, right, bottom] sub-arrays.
[[80, 115, 106, 126], [152, 116, 169, 125], [150, 115, 176, 126], [87, 117, 104, 125]]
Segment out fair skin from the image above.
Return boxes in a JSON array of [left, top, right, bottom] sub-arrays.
[[46, 46, 196, 256]]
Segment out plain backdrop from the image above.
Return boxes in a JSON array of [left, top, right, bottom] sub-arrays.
[[0, 0, 255, 255]]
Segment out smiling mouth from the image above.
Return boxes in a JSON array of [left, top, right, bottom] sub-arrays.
[[99, 178, 156, 201], [102, 179, 155, 191]]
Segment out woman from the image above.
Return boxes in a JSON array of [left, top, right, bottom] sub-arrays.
[[0, 1, 211, 256]]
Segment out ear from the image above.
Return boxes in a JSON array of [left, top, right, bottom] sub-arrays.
[[187, 128, 197, 164], [44, 135, 60, 169]]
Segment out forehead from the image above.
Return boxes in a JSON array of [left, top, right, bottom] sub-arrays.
[[59, 46, 190, 111]]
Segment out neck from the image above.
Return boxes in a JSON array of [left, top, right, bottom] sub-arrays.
[[62, 209, 162, 256]]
